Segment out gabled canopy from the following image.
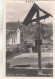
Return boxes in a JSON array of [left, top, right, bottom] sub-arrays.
[[23, 3, 52, 26]]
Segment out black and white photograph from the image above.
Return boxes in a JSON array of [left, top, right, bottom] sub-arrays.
[[5, 1, 53, 77]]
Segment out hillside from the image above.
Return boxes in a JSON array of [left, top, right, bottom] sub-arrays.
[[6, 22, 53, 53], [6, 21, 53, 42]]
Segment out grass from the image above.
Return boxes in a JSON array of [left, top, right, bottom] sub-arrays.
[[7, 53, 53, 67], [6, 52, 53, 77], [6, 68, 53, 77]]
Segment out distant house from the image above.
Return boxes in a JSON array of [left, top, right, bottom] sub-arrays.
[[6, 22, 20, 45]]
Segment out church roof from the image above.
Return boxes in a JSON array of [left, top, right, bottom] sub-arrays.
[[6, 22, 19, 30], [6, 22, 20, 39]]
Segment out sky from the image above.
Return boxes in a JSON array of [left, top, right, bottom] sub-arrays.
[[6, 1, 53, 23]]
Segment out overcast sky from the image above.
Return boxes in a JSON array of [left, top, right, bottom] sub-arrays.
[[6, 1, 53, 23]]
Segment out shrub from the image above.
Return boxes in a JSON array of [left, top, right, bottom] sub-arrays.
[[6, 50, 13, 57], [45, 63, 53, 68], [13, 48, 19, 53], [6, 62, 10, 68]]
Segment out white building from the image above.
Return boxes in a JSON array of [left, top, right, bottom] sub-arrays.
[[6, 22, 20, 45]]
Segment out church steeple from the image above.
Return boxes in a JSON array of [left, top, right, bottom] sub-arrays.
[[18, 19, 20, 28], [17, 19, 20, 44]]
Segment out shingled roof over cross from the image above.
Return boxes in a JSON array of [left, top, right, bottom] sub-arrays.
[[23, 3, 52, 26]]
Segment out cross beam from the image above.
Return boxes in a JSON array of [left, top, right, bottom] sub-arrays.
[[30, 14, 49, 23], [23, 3, 52, 26]]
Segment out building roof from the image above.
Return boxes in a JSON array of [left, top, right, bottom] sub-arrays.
[[6, 22, 19, 30], [23, 3, 52, 26], [6, 31, 17, 40], [6, 22, 20, 38]]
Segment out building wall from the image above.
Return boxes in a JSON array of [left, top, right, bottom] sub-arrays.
[[17, 28, 20, 44], [7, 28, 20, 45]]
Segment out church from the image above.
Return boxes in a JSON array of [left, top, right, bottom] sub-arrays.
[[6, 22, 20, 46]]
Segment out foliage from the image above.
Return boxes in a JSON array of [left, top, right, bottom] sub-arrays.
[[6, 62, 10, 68], [13, 48, 19, 53], [6, 22, 53, 52], [6, 50, 13, 57], [45, 63, 53, 68]]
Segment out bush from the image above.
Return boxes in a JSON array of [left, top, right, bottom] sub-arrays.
[[13, 48, 19, 53], [6, 62, 10, 68], [45, 63, 53, 68], [6, 50, 13, 57]]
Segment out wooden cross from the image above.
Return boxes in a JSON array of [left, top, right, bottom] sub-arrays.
[[23, 3, 52, 75]]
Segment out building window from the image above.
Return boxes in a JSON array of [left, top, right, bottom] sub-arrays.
[[12, 38, 16, 43], [14, 38, 15, 43], [12, 39, 13, 43]]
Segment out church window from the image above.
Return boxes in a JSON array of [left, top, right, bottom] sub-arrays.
[[14, 38, 15, 43], [12, 38, 16, 43], [12, 39, 13, 43]]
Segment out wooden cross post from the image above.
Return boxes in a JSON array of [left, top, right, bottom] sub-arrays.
[[37, 9, 42, 75], [23, 3, 52, 75]]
